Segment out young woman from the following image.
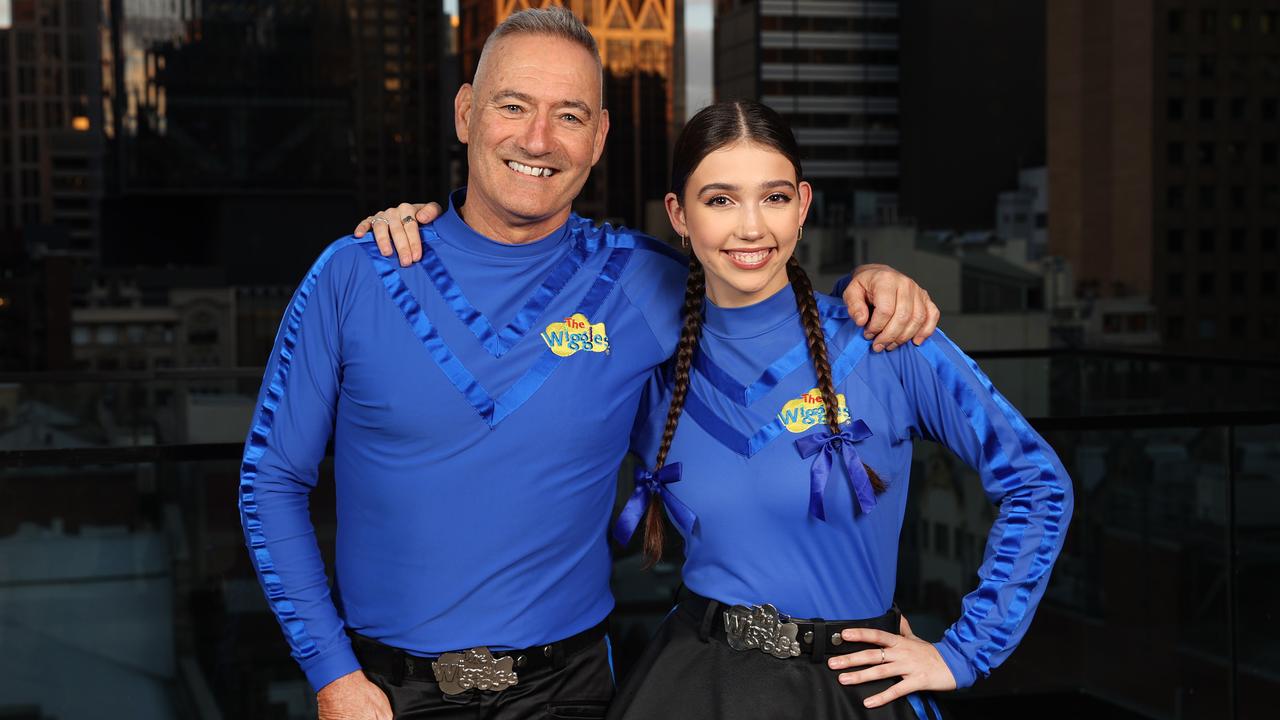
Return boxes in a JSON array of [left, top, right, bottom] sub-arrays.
[[607, 101, 1073, 720]]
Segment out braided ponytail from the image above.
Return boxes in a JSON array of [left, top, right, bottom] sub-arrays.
[[787, 257, 886, 493], [640, 254, 706, 567]]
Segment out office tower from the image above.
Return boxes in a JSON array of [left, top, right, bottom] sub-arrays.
[[0, 0, 105, 258], [1048, 0, 1280, 353], [715, 0, 902, 229]]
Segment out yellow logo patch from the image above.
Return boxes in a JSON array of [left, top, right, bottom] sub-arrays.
[[777, 388, 851, 433], [541, 313, 610, 357]]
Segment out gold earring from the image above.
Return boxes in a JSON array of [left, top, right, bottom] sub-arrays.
[[681, 235, 690, 249], [797, 225, 804, 241]]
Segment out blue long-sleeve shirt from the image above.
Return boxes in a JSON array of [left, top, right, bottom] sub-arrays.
[[630, 285, 1073, 689], [240, 190, 686, 690]]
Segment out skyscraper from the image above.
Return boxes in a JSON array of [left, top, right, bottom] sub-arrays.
[[714, 0, 902, 229], [1048, 0, 1280, 354]]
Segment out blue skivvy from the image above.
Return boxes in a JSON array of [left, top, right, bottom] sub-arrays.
[[239, 189, 687, 691], [627, 285, 1073, 691]]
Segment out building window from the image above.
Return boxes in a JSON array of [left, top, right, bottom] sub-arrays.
[[1168, 186, 1185, 210], [1263, 271, 1278, 295], [1263, 142, 1277, 166], [1231, 186, 1247, 209], [1167, 142, 1184, 165], [1230, 272, 1247, 296], [1263, 227, 1278, 252], [1230, 228, 1247, 252], [1229, 315, 1247, 338], [1263, 98, 1278, 121], [1199, 228, 1216, 252], [1265, 184, 1280, 210], [1168, 228, 1185, 252], [1198, 141, 1215, 165], [1199, 54, 1216, 79], [1168, 97, 1184, 120], [1168, 53, 1187, 80], [1199, 185, 1216, 210], [1202, 9, 1217, 34], [1200, 97, 1215, 122], [1228, 141, 1246, 165], [1199, 319, 1217, 339], [1166, 315, 1185, 341], [1167, 272, 1184, 297], [1198, 272, 1216, 295], [1230, 97, 1247, 121], [1230, 11, 1247, 32], [935, 522, 948, 555], [1169, 9, 1185, 34], [1264, 11, 1277, 34]]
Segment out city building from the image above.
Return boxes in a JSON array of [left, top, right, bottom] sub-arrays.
[[715, 0, 902, 227], [1047, 0, 1280, 355]]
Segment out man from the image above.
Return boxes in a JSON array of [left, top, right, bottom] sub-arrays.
[[242, 8, 939, 720]]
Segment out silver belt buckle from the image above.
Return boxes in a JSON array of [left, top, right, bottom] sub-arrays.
[[722, 603, 801, 659], [431, 647, 518, 695]]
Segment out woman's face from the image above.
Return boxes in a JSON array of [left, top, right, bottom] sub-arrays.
[[665, 140, 813, 308]]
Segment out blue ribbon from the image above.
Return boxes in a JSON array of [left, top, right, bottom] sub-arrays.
[[793, 420, 876, 520], [611, 463, 697, 545]]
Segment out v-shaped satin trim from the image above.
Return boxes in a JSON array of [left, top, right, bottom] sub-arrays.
[[683, 319, 870, 458], [693, 304, 849, 407], [417, 224, 592, 358], [365, 241, 633, 428]]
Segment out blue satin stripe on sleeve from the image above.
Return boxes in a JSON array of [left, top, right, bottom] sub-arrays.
[[239, 237, 356, 663], [917, 335, 1070, 680], [418, 225, 592, 358], [366, 242, 634, 428]]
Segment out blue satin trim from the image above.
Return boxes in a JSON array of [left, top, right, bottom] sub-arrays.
[[793, 421, 876, 520], [692, 305, 849, 407], [365, 241, 633, 427], [683, 317, 871, 458], [918, 336, 1069, 678], [417, 224, 591, 358], [239, 237, 358, 663], [611, 463, 697, 545]]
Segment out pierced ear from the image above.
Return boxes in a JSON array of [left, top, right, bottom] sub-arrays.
[[664, 192, 688, 238]]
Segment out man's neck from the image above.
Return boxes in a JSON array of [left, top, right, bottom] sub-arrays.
[[457, 191, 571, 245]]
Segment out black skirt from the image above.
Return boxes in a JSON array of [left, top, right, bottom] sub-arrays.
[[608, 594, 946, 720]]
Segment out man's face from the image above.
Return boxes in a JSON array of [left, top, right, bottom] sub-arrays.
[[455, 34, 609, 232]]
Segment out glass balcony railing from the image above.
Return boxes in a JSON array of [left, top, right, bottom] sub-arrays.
[[2, 352, 1278, 719]]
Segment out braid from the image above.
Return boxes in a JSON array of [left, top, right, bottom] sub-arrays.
[[641, 255, 706, 567], [787, 257, 886, 493]]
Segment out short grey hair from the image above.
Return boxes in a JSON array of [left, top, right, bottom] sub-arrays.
[[476, 6, 603, 85]]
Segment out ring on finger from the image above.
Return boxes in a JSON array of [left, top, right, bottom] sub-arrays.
[[372, 215, 390, 225], [401, 215, 415, 224], [880, 648, 886, 664]]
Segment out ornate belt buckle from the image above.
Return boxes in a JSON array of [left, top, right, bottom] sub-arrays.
[[431, 647, 518, 695], [722, 603, 801, 659]]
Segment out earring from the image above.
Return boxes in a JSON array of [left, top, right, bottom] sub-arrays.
[[681, 235, 690, 249], [797, 225, 804, 241]]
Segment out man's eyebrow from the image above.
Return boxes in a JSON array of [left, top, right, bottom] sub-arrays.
[[491, 90, 594, 118]]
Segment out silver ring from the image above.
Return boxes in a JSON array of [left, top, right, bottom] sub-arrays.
[[371, 215, 390, 225], [880, 648, 886, 664], [401, 215, 415, 224]]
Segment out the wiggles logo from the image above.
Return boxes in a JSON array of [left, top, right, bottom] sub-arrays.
[[777, 388, 851, 433], [541, 313, 610, 357]]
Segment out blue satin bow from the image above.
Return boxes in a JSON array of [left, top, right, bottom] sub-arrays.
[[611, 463, 698, 545], [793, 420, 876, 520]]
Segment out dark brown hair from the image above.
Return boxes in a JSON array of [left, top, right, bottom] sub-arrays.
[[640, 101, 884, 566]]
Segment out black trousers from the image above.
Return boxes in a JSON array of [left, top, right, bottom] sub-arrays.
[[356, 636, 615, 719], [608, 597, 946, 720]]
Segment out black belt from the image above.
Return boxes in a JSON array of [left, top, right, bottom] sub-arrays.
[[681, 591, 899, 663], [349, 620, 608, 687]]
